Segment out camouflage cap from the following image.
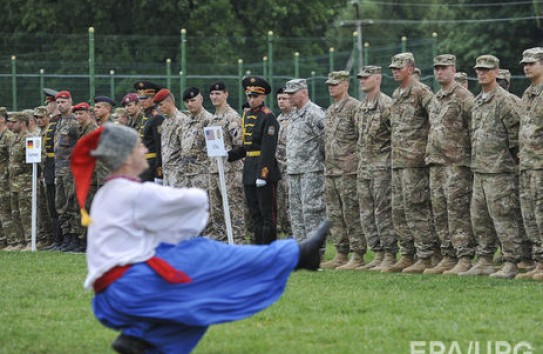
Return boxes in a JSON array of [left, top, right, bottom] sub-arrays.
[[389, 52, 415, 69], [454, 72, 468, 83], [34, 106, 47, 117], [284, 79, 308, 93], [357, 66, 381, 78], [520, 47, 543, 64], [433, 54, 456, 67], [474, 55, 499, 69], [0, 107, 7, 118], [8, 112, 29, 123], [497, 69, 511, 83], [114, 107, 128, 116], [22, 109, 34, 121], [325, 71, 350, 85]]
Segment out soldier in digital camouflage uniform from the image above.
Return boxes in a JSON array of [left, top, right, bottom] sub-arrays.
[[423, 54, 476, 275], [382, 53, 438, 274], [321, 71, 365, 270], [355, 66, 396, 271], [122, 93, 144, 131], [0, 107, 15, 249], [275, 87, 293, 237], [206, 81, 246, 244], [284, 79, 326, 247], [516, 47, 543, 281], [459, 55, 523, 279], [454, 72, 469, 90]]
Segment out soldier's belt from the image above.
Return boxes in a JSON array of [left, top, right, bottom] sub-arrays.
[[46, 153, 55, 158], [247, 151, 261, 157], [145, 153, 157, 159]]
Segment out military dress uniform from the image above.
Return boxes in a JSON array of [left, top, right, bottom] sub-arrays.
[[228, 76, 280, 245]]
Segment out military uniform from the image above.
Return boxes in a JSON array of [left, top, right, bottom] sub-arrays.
[[0, 111, 15, 248], [276, 108, 292, 236], [160, 108, 185, 187]]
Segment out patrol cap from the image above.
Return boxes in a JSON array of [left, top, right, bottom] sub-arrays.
[[94, 95, 116, 107], [242, 76, 271, 95], [209, 81, 227, 93], [154, 89, 172, 103], [0, 107, 7, 118], [55, 90, 72, 100], [183, 87, 201, 101], [114, 107, 128, 116], [433, 54, 456, 67], [73, 102, 91, 112], [43, 88, 59, 103], [389, 53, 415, 69], [133, 81, 161, 98], [325, 71, 350, 85], [520, 47, 543, 64], [454, 72, 468, 83], [34, 106, 48, 117], [497, 69, 511, 83], [121, 93, 139, 107], [284, 79, 308, 93], [22, 109, 34, 121], [357, 66, 381, 78], [474, 55, 499, 69], [8, 112, 29, 123]]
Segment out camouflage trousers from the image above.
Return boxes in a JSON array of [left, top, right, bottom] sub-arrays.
[[519, 169, 543, 262], [10, 185, 32, 246], [288, 172, 326, 242], [429, 165, 476, 258], [325, 174, 366, 255], [55, 174, 83, 237], [38, 180, 53, 244], [174, 173, 212, 234], [0, 184, 13, 247], [208, 172, 247, 244], [276, 174, 292, 236], [392, 167, 438, 259], [471, 173, 523, 262], [357, 168, 397, 254], [162, 164, 177, 187]]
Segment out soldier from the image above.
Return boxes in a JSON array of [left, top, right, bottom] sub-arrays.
[[134, 81, 164, 182], [153, 88, 185, 187], [459, 55, 523, 279], [355, 66, 397, 271], [382, 53, 437, 274], [321, 71, 365, 270], [113, 107, 129, 126], [454, 72, 469, 90], [24, 109, 40, 136], [413, 68, 422, 82], [122, 93, 144, 130], [0, 108, 15, 249], [517, 47, 543, 280], [207, 81, 246, 243], [423, 54, 476, 275], [275, 87, 293, 236], [284, 79, 326, 246], [227, 76, 280, 245], [93, 96, 116, 126], [53, 90, 83, 252], [7, 112, 33, 250], [43, 88, 59, 117]]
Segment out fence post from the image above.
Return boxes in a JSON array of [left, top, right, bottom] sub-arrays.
[[353, 32, 360, 99], [109, 70, 115, 99], [311, 71, 316, 102], [180, 29, 187, 95], [89, 27, 95, 101], [11, 55, 17, 111], [432, 32, 439, 92], [166, 58, 172, 90], [40, 69, 45, 104], [401, 35, 407, 52], [329, 47, 335, 73], [294, 52, 300, 78], [179, 71, 183, 102], [238, 59, 244, 110], [267, 31, 274, 110], [364, 42, 370, 66], [263, 56, 268, 106]]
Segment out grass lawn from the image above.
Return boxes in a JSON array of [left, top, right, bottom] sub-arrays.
[[0, 250, 541, 354]]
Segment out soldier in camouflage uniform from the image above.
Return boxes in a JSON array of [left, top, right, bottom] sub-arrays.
[[207, 81, 246, 243], [516, 48, 543, 280], [459, 55, 523, 279], [276, 87, 293, 236], [122, 93, 144, 131], [321, 71, 365, 270], [382, 53, 438, 274], [423, 54, 476, 275], [284, 79, 326, 246], [355, 66, 397, 271], [0, 108, 15, 249], [454, 72, 469, 90], [93, 96, 116, 126]]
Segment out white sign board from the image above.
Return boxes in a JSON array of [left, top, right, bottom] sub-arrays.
[[26, 136, 42, 163], [204, 126, 227, 157]]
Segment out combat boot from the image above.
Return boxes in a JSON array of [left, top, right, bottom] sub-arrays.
[[515, 262, 543, 279], [459, 256, 495, 276], [64, 237, 82, 253], [431, 252, 443, 267], [320, 251, 349, 269], [370, 253, 396, 271], [60, 234, 75, 252], [517, 259, 535, 272], [112, 334, 153, 354], [296, 220, 330, 271], [489, 262, 518, 279], [443, 257, 472, 275], [381, 255, 414, 273], [423, 256, 457, 274], [357, 252, 384, 270], [532, 272, 543, 281], [403, 258, 433, 274], [336, 252, 365, 270]]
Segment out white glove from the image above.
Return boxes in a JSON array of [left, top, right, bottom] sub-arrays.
[[256, 179, 267, 188], [154, 178, 164, 185]]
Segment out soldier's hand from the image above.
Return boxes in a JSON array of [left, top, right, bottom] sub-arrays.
[[256, 179, 267, 188], [156, 166, 163, 177]]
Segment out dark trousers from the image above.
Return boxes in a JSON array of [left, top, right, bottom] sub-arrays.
[[46, 183, 60, 241], [140, 158, 157, 182], [244, 183, 277, 245]]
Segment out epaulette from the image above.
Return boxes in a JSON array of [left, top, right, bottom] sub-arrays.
[[261, 107, 272, 114]]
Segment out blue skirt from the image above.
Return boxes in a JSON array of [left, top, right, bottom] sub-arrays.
[[93, 237, 299, 354]]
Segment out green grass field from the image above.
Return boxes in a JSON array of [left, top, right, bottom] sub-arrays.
[[0, 250, 541, 354]]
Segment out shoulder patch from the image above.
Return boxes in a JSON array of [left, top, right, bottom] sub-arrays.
[[267, 125, 276, 136]]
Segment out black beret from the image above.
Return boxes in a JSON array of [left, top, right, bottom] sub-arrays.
[[94, 95, 116, 107], [276, 87, 286, 95], [183, 87, 201, 101], [209, 81, 227, 93], [242, 76, 271, 95]]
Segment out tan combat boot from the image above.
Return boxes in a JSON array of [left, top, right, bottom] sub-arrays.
[[320, 252, 349, 269], [489, 262, 518, 279], [443, 257, 472, 275], [517, 259, 535, 271], [532, 272, 543, 281], [515, 262, 543, 279], [357, 252, 384, 270], [370, 253, 396, 271], [423, 256, 457, 274], [381, 255, 415, 273], [403, 258, 433, 274], [336, 252, 365, 270], [459, 256, 495, 276]]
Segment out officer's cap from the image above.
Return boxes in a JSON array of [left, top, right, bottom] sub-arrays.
[[242, 76, 271, 95], [134, 81, 161, 99]]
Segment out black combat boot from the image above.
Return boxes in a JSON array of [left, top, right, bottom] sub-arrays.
[[112, 334, 153, 354], [296, 220, 330, 271]]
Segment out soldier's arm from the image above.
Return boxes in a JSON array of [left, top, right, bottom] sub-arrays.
[[154, 113, 165, 177], [501, 97, 521, 157], [257, 113, 279, 181]]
